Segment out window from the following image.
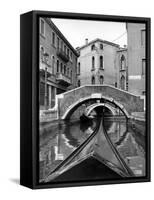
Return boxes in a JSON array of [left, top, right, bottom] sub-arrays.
[[115, 82, 117, 88], [64, 45, 66, 54], [61, 41, 63, 50], [43, 52, 49, 64], [77, 62, 80, 75], [92, 56, 95, 70], [120, 55, 126, 70], [57, 37, 60, 49], [52, 32, 55, 46], [40, 46, 44, 62], [40, 19, 45, 36], [141, 30, 145, 46], [67, 48, 69, 57], [91, 76, 95, 85], [100, 56, 104, 69], [100, 43, 103, 50], [60, 63, 63, 73], [70, 52, 72, 61], [67, 68, 69, 76], [52, 56, 55, 74], [100, 76, 104, 84], [78, 80, 81, 87], [142, 59, 146, 75], [64, 65, 66, 75], [91, 44, 95, 51], [57, 60, 59, 73]]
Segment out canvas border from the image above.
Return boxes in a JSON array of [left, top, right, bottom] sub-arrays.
[[20, 10, 151, 189]]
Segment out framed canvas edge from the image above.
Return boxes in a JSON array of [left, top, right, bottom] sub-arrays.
[[20, 10, 151, 189]]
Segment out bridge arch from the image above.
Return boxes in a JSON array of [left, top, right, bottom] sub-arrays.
[[61, 95, 130, 120], [85, 102, 117, 116]]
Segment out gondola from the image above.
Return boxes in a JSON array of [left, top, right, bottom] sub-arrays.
[[44, 118, 134, 182], [79, 113, 93, 122]]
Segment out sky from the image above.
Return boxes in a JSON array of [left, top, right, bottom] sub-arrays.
[[52, 18, 127, 49]]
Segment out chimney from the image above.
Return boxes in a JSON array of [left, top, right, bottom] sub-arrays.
[[85, 38, 88, 45]]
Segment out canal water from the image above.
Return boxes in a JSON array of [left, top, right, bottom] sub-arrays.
[[39, 117, 145, 182]]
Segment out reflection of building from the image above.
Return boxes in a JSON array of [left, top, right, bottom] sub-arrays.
[[76, 38, 128, 90], [39, 18, 78, 110], [127, 23, 146, 96]]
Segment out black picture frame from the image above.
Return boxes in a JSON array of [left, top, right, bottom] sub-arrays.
[[20, 10, 151, 189]]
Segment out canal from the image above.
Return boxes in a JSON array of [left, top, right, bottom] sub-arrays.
[[39, 117, 145, 183]]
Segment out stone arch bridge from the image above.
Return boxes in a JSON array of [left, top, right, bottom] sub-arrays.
[[52, 85, 144, 120]]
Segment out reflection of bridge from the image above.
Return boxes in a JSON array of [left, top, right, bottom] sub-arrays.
[[53, 85, 144, 120]]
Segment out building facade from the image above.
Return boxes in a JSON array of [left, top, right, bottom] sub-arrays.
[[127, 23, 146, 96], [39, 18, 78, 110], [76, 38, 127, 89]]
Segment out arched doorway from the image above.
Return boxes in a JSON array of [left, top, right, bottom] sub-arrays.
[[120, 75, 125, 90], [100, 75, 104, 84], [78, 80, 81, 87], [91, 76, 95, 85]]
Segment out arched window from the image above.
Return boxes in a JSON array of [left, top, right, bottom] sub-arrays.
[[78, 80, 81, 87], [121, 55, 126, 70], [92, 56, 95, 70], [57, 60, 59, 73], [91, 44, 95, 51], [91, 76, 95, 85], [100, 56, 104, 69], [100, 43, 103, 50], [100, 75, 104, 84], [60, 63, 63, 73], [120, 75, 125, 90]]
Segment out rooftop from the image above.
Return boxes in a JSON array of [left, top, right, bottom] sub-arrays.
[[44, 18, 79, 57], [77, 38, 120, 50]]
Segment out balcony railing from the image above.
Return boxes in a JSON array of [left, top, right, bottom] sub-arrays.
[[40, 62, 51, 78], [57, 48, 69, 62], [56, 73, 71, 86]]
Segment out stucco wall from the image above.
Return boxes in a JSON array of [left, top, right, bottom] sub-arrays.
[[77, 40, 119, 86], [127, 23, 146, 95]]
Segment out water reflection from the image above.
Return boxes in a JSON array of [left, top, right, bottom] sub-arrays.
[[39, 117, 145, 182], [104, 119, 145, 177]]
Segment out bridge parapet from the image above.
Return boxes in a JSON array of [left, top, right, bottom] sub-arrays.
[[56, 85, 144, 119]]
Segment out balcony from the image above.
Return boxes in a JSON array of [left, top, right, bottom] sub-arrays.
[[40, 62, 51, 78], [56, 73, 71, 86], [57, 48, 69, 63]]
